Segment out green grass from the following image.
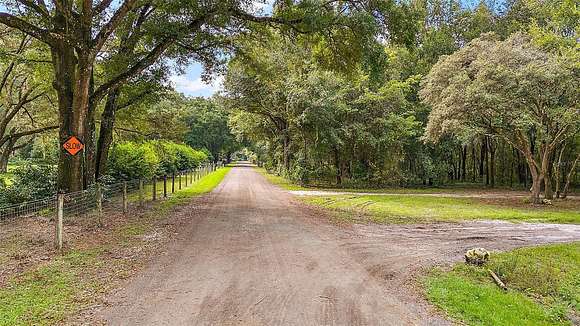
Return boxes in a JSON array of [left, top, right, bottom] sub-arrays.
[[254, 168, 307, 191], [127, 167, 230, 203], [158, 166, 231, 209], [301, 195, 580, 224], [0, 167, 231, 325], [0, 250, 99, 326], [424, 243, 580, 325]]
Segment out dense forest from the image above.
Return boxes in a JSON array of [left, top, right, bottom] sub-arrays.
[[221, 0, 579, 204], [0, 0, 578, 205]]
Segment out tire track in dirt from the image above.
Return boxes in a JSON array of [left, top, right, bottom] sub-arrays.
[[99, 164, 580, 325]]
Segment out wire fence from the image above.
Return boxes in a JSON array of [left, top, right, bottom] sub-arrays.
[[0, 196, 57, 220], [0, 162, 222, 246]]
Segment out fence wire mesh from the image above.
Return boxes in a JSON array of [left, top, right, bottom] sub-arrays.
[[0, 163, 221, 221], [0, 196, 57, 220]]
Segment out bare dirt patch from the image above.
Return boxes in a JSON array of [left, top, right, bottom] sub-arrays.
[[97, 165, 580, 325], [0, 195, 214, 325]]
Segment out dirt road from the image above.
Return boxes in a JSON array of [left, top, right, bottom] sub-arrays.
[[100, 164, 580, 325]]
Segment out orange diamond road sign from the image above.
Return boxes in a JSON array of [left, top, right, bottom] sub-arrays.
[[63, 136, 84, 156]]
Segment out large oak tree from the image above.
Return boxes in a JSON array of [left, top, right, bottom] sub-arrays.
[[420, 32, 579, 203], [0, 0, 371, 192]]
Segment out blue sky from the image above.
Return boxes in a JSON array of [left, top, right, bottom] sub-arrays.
[[171, 1, 274, 98], [170, 63, 221, 98]]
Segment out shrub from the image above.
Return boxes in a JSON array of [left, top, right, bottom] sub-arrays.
[[107, 141, 208, 180], [0, 164, 57, 205], [150, 141, 179, 175], [108, 142, 159, 180], [147, 141, 208, 174], [198, 147, 214, 163], [174, 144, 207, 170]]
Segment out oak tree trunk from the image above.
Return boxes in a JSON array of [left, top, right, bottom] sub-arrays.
[[488, 139, 495, 187], [479, 139, 485, 180], [282, 132, 291, 175], [84, 73, 97, 187], [544, 173, 554, 200], [51, 43, 92, 193], [0, 140, 14, 173], [95, 88, 120, 180], [461, 145, 467, 181], [334, 148, 342, 185], [523, 153, 543, 204], [561, 154, 579, 199]]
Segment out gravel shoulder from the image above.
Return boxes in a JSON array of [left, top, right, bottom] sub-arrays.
[[99, 164, 580, 325]]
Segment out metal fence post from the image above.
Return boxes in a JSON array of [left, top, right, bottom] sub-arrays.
[[172, 173, 175, 193], [96, 183, 103, 225], [123, 181, 128, 214], [152, 176, 157, 201], [179, 172, 182, 190], [185, 170, 188, 187], [55, 193, 64, 251], [139, 179, 144, 207], [163, 175, 167, 198]]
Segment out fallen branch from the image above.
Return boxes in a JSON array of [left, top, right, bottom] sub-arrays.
[[489, 269, 507, 291]]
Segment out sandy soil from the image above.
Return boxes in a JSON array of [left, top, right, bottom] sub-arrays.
[[99, 164, 580, 325]]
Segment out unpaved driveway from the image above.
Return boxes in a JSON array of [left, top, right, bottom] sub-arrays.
[[100, 164, 580, 325]]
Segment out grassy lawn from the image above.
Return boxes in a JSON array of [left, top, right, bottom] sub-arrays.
[[157, 167, 231, 209], [0, 167, 231, 325], [126, 167, 227, 202], [301, 195, 580, 224], [424, 243, 580, 325], [0, 250, 98, 326], [255, 168, 308, 191]]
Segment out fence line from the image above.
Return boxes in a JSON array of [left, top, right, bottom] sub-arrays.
[[0, 162, 223, 250]]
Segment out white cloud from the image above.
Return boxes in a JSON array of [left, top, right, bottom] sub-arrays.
[[251, 0, 274, 13], [169, 74, 223, 97]]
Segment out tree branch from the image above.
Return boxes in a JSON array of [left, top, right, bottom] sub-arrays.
[[0, 33, 29, 92], [0, 125, 57, 147], [16, 0, 51, 20], [116, 89, 152, 110], [230, 8, 302, 25], [92, 0, 139, 55], [91, 13, 211, 103], [0, 12, 57, 46], [93, 0, 114, 14]]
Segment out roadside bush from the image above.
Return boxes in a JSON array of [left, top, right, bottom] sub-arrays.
[[108, 142, 159, 180], [107, 141, 208, 180], [148, 141, 208, 174], [0, 164, 57, 205], [198, 147, 214, 163], [151, 141, 179, 175], [174, 144, 197, 171]]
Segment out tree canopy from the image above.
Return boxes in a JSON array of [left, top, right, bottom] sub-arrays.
[[421, 32, 578, 202], [0, 0, 577, 203]]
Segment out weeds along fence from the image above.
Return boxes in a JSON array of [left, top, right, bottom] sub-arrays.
[[0, 162, 222, 250]]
